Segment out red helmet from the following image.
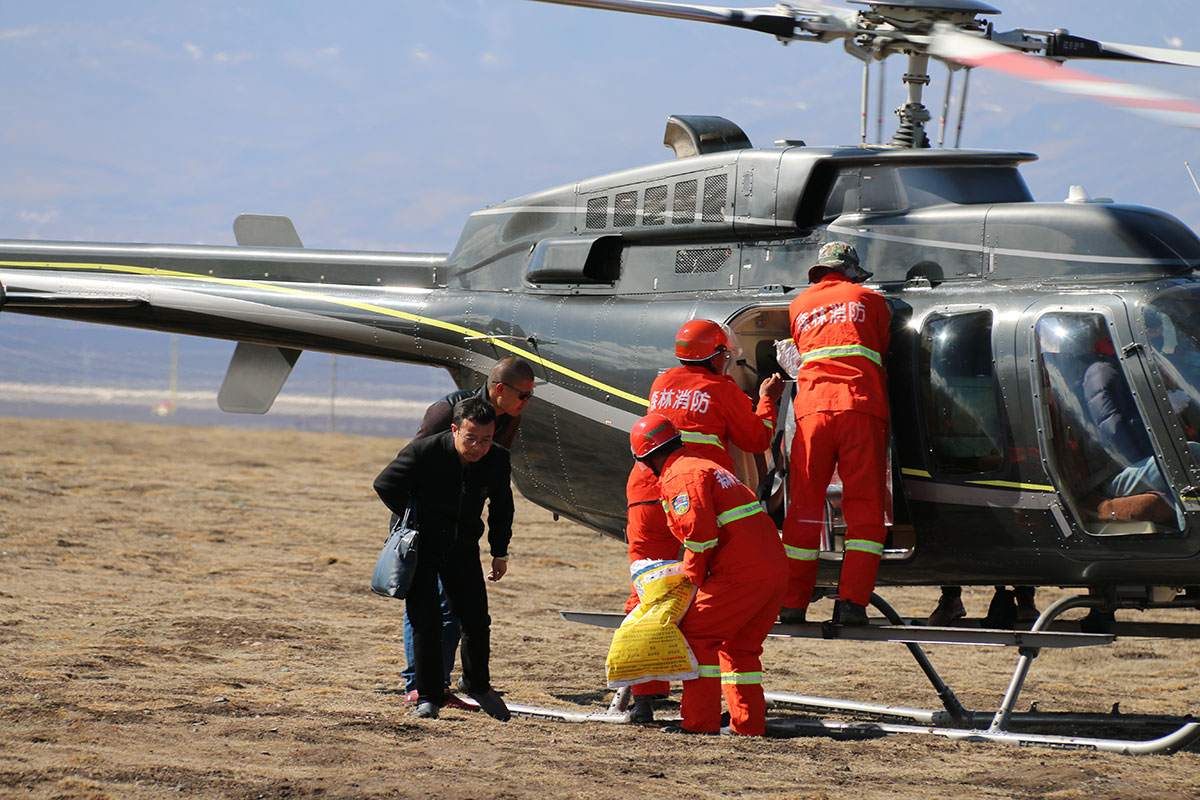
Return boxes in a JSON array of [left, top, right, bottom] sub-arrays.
[[630, 414, 681, 460], [674, 319, 728, 362]]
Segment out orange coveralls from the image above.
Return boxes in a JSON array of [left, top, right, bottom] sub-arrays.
[[625, 365, 777, 696], [782, 272, 891, 610], [657, 449, 787, 735]]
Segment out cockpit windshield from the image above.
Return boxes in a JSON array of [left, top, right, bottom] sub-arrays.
[[1142, 287, 1200, 481], [1035, 311, 1182, 534]]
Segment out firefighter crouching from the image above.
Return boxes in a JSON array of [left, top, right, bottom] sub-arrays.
[[630, 413, 787, 736], [624, 319, 783, 722], [780, 242, 892, 627]]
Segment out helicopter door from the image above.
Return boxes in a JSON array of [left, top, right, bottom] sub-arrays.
[[916, 309, 1008, 477], [723, 305, 914, 561], [1032, 310, 1183, 535]]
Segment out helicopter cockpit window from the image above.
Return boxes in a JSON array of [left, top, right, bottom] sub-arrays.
[[897, 166, 1031, 208], [1141, 291, 1200, 481], [918, 311, 1005, 474], [1035, 312, 1181, 534], [822, 166, 1032, 221], [822, 168, 904, 219]]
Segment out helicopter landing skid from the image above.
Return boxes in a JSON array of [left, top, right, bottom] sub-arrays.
[[558, 593, 1200, 754], [759, 593, 1200, 754]]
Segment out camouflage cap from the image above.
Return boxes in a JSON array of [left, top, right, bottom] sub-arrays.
[[809, 241, 871, 283], [815, 242, 859, 269]]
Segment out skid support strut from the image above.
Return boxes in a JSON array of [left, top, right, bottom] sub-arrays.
[[766, 592, 1200, 753], [986, 593, 1102, 734], [866, 593, 967, 723]]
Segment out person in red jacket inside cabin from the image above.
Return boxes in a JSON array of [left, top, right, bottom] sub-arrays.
[[624, 319, 783, 723], [780, 242, 892, 627], [630, 413, 787, 736]]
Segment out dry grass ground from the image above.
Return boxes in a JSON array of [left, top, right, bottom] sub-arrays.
[[1, 417, 1198, 799]]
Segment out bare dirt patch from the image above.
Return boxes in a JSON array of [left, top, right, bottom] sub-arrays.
[[1, 417, 1198, 799]]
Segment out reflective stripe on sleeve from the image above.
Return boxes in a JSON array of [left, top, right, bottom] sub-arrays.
[[684, 537, 718, 553], [784, 544, 817, 562], [679, 430, 724, 449], [697, 664, 721, 679], [721, 671, 762, 685], [799, 344, 882, 367], [715, 501, 765, 527], [845, 538, 885, 557]]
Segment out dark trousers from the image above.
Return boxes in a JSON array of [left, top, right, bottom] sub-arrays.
[[401, 578, 461, 692], [405, 547, 492, 705]]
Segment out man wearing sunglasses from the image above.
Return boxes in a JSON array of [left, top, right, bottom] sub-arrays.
[[395, 355, 535, 710], [414, 355, 535, 448]]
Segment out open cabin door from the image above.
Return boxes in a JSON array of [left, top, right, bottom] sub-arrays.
[[725, 304, 914, 561]]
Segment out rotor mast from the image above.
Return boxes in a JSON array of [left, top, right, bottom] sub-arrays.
[[892, 51, 932, 148]]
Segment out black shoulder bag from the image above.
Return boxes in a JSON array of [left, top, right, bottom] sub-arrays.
[[370, 502, 419, 599]]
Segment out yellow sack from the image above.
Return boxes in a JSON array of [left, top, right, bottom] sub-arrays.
[[605, 560, 698, 687]]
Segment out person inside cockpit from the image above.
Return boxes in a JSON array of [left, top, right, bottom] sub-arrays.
[[1081, 334, 1174, 523]]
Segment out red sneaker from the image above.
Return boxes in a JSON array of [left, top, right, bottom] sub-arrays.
[[404, 689, 419, 704]]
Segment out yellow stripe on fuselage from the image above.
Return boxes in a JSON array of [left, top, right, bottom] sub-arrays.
[[964, 479, 1056, 492], [901, 467, 1054, 493]]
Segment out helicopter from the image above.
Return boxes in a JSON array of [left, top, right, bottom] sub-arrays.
[[3, 0, 1200, 751]]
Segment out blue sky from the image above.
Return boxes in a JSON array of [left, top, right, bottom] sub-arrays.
[[1, 0, 1198, 424]]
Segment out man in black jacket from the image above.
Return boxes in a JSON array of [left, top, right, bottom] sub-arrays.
[[397, 355, 534, 705], [374, 396, 514, 721]]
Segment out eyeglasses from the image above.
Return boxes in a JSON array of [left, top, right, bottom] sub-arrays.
[[497, 381, 534, 402], [458, 433, 493, 447]]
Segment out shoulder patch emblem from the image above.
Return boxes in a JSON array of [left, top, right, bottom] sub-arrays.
[[671, 492, 690, 515]]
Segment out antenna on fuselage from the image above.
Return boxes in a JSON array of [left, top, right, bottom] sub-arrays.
[[1186, 162, 1200, 198]]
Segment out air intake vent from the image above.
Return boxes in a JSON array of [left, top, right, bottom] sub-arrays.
[[643, 185, 667, 226], [613, 191, 637, 228], [702, 174, 728, 223], [586, 197, 607, 229], [672, 180, 697, 225], [675, 248, 731, 274]]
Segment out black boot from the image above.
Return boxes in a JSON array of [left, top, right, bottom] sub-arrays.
[[981, 587, 1017, 629], [629, 696, 655, 723], [833, 600, 869, 626], [777, 606, 807, 625], [1014, 586, 1040, 623]]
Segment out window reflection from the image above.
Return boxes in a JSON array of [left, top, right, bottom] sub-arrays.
[[1142, 295, 1200, 453], [1035, 312, 1179, 533], [919, 311, 1004, 474], [822, 166, 1032, 220]]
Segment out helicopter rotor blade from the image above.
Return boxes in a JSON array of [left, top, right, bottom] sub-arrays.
[[1037, 32, 1200, 69], [927, 24, 1200, 129], [523, 0, 863, 41], [523, 0, 799, 38]]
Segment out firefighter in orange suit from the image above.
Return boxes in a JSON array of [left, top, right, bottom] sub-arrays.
[[780, 242, 891, 627], [630, 414, 787, 736], [624, 319, 783, 722]]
